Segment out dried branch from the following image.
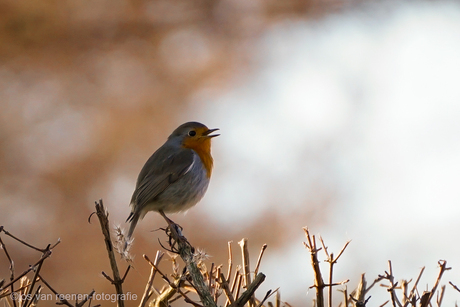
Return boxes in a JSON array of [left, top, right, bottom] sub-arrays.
[[208, 263, 215, 292], [0, 250, 52, 293], [449, 281, 460, 293], [219, 273, 235, 305], [379, 261, 402, 307], [227, 242, 233, 282], [254, 244, 267, 277], [238, 238, 256, 307], [226, 269, 242, 307], [154, 277, 182, 307], [0, 227, 46, 253], [228, 273, 266, 307], [233, 272, 243, 305], [22, 247, 48, 307], [339, 286, 348, 307], [94, 199, 126, 307], [420, 260, 450, 307], [320, 236, 350, 307], [158, 210, 217, 307], [0, 233, 16, 307], [275, 289, 280, 307], [144, 254, 199, 307], [238, 239, 251, 289], [400, 279, 410, 306], [38, 274, 74, 307], [437, 285, 445, 307], [255, 288, 278, 307], [350, 295, 371, 307], [303, 227, 324, 307], [357, 274, 367, 302], [139, 251, 164, 307], [404, 267, 423, 306]]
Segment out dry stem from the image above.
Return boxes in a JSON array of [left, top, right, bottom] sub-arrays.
[[94, 199, 126, 307]]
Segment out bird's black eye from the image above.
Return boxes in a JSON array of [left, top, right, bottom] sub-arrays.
[[188, 130, 196, 137]]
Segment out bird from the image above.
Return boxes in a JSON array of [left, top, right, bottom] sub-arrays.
[[126, 121, 219, 242]]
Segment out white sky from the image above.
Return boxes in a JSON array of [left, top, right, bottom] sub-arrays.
[[190, 1, 460, 305]]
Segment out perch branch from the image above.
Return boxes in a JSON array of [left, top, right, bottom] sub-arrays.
[[159, 210, 217, 307]]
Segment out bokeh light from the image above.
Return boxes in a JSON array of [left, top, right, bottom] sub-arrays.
[[1, 1, 460, 306]]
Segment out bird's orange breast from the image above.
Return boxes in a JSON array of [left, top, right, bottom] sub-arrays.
[[182, 138, 214, 178]]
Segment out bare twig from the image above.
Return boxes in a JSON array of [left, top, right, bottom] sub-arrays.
[[94, 199, 125, 307], [356, 274, 366, 302], [402, 266, 424, 307], [420, 260, 450, 307], [255, 288, 278, 307], [303, 228, 324, 307], [449, 281, 460, 293], [38, 274, 74, 307], [0, 251, 52, 293], [28, 284, 42, 307], [0, 227, 45, 253], [139, 251, 164, 307], [254, 244, 267, 277], [229, 273, 266, 307], [225, 268, 241, 307], [144, 254, 198, 307], [23, 247, 49, 307], [0, 234, 16, 307], [154, 277, 182, 307], [320, 236, 350, 307], [350, 294, 371, 306], [219, 272, 235, 305], [339, 286, 348, 307], [379, 261, 401, 307], [365, 275, 385, 295], [233, 273, 243, 303], [208, 263, 215, 292], [227, 242, 233, 282], [239, 238, 255, 307], [437, 285, 445, 307], [0, 228, 60, 307], [400, 279, 409, 306]]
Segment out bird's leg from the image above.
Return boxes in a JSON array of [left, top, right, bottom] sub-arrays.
[[158, 210, 194, 255], [159, 210, 183, 237]]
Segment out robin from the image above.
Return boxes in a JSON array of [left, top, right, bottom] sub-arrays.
[[126, 121, 219, 241]]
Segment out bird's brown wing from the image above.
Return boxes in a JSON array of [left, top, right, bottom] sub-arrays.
[[131, 145, 195, 210]]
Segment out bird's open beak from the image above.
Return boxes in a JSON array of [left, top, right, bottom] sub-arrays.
[[204, 128, 220, 138]]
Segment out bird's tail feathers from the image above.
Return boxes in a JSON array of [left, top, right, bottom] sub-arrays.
[[127, 212, 140, 240], [126, 211, 135, 223]]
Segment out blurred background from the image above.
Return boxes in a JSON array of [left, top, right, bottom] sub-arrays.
[[1, 0, 460, 305]]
